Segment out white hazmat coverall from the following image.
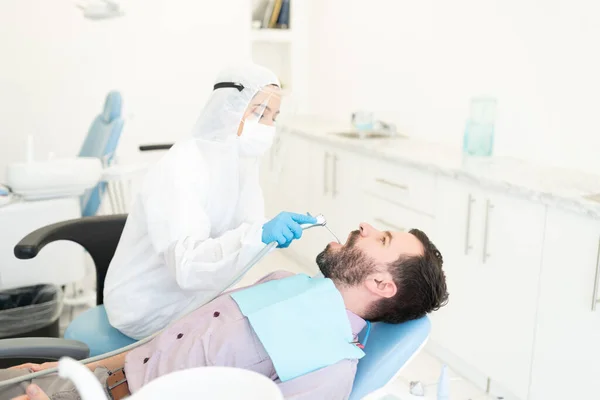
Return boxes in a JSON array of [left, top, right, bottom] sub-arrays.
[[103, 63, 282, 339]]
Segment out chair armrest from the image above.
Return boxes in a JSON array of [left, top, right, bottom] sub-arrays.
[[14, 215, 127, 260], [102, 163, 149, 182], [14, 215, 127, 305], [0, 338, 90, 360], [138, 143, 173, 152]]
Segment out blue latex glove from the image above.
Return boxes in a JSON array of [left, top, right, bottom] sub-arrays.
[[262, 212, 317, 248]]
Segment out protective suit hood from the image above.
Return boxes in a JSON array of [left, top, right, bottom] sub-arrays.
[[192, 63, 280, 143]]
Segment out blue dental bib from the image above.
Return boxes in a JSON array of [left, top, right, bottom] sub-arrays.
[[230, 274, 365, 381]]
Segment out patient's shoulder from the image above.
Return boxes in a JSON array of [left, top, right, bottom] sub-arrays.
[[254, 270, 296, 285]]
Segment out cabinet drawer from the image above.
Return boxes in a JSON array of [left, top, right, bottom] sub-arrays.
[[363, 159, 436, 216], [364, 196, 434, 235]]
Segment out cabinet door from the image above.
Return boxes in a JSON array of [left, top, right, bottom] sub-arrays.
[[288, 145, 336, 270], [260, 133, 286, 215], [274, 133, 312, 214], [328, 148, 368, 238], [431, 179, 545, 399], [430, 178, 487, 377], [364, 195, 434, 236], [291, 146, 368, 272], [478, 193, 545, 400], [529, 209, 600, 400]]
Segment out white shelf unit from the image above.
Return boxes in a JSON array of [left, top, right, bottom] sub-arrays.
[[250, 28, 294, 43], [250, 0, 309, 114]]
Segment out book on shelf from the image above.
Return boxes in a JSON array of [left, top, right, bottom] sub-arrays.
[[268, 0, 283, 28], [254, 0, 290, 30], [276, 0, 290, 29]]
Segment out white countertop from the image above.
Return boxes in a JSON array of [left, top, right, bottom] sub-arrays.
[[280, 116, 600, 220]]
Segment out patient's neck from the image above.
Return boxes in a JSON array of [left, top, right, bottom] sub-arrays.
[[333, 281, 373, 319]]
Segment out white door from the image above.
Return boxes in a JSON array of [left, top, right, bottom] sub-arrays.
[[477, 193, 545, 400], [529, 208, 600, 400]]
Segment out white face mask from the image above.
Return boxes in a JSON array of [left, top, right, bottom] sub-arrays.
[[238, 120, 276, 157]]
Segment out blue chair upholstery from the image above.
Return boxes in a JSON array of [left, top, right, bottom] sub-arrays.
[[64, 305, 136, 357], [78, 91, 125, 217], [350, 317, 431, 399], [66, 306, 430, 398]]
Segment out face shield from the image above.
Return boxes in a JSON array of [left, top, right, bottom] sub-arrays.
[[237, 84, 284, 157]]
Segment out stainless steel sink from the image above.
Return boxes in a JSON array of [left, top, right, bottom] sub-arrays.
[[332, 131, 403, 140]]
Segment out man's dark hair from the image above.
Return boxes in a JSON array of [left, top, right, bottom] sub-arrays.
[[367, 228, 449, 324]]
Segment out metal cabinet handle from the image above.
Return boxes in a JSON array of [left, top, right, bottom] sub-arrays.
[[332, 154, 338, 198], [324, 152, 330, 195], [464, 194, 475, 255], [374, 218, 405, 232], [375, 178, 409, 191], [482, 199, 494, 263], [591, 237, 600, 311]]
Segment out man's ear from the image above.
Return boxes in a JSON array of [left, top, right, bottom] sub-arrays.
[[364, 271, 397, 299]]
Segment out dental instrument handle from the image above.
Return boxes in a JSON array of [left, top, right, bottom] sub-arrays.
[[301, 213, 326, 230], [304, 212, 340, 243]]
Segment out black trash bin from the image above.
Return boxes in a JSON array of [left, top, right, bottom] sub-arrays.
[[0, 285, 65, 367], [0, 284, 64, 339]]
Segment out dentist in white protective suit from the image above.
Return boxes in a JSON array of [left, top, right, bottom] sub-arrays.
[[103, 63, 316, 339]]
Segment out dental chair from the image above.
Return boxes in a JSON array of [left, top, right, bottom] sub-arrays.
[[1, 215, 431, 399], [79, 91, 125, 217]]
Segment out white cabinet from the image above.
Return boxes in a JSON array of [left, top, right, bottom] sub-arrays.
[[261, 131, 312, 217], [262, 129, 600, 400], [430, 179, 489, 384], [323, 147, 370, 236], [364, 195, 434, 235], [361, 159, 436, 237], [273, 132, 313, 214], [431, 178, 546, 400], [292, 144, 369, 271], [260, 132, 286, 214], [260, 131, 317, 269], [362, 159, 437, 217], [529, 208, 600, 400], [478, 193, 545, 400]]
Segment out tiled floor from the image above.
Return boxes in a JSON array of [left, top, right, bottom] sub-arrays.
[[59, 250, 494, 399]]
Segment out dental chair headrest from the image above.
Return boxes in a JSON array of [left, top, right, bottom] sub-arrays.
[[102, 91, 122, 123]]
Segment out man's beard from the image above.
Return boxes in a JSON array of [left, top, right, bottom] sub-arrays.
[[316, 230, 376, 286]]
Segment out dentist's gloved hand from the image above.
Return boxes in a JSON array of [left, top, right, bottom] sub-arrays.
[[262, 212, 317, 248]]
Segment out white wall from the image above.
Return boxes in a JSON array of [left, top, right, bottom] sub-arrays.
[[0, 0, 250, 179], [308, 0, 600, 174]]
